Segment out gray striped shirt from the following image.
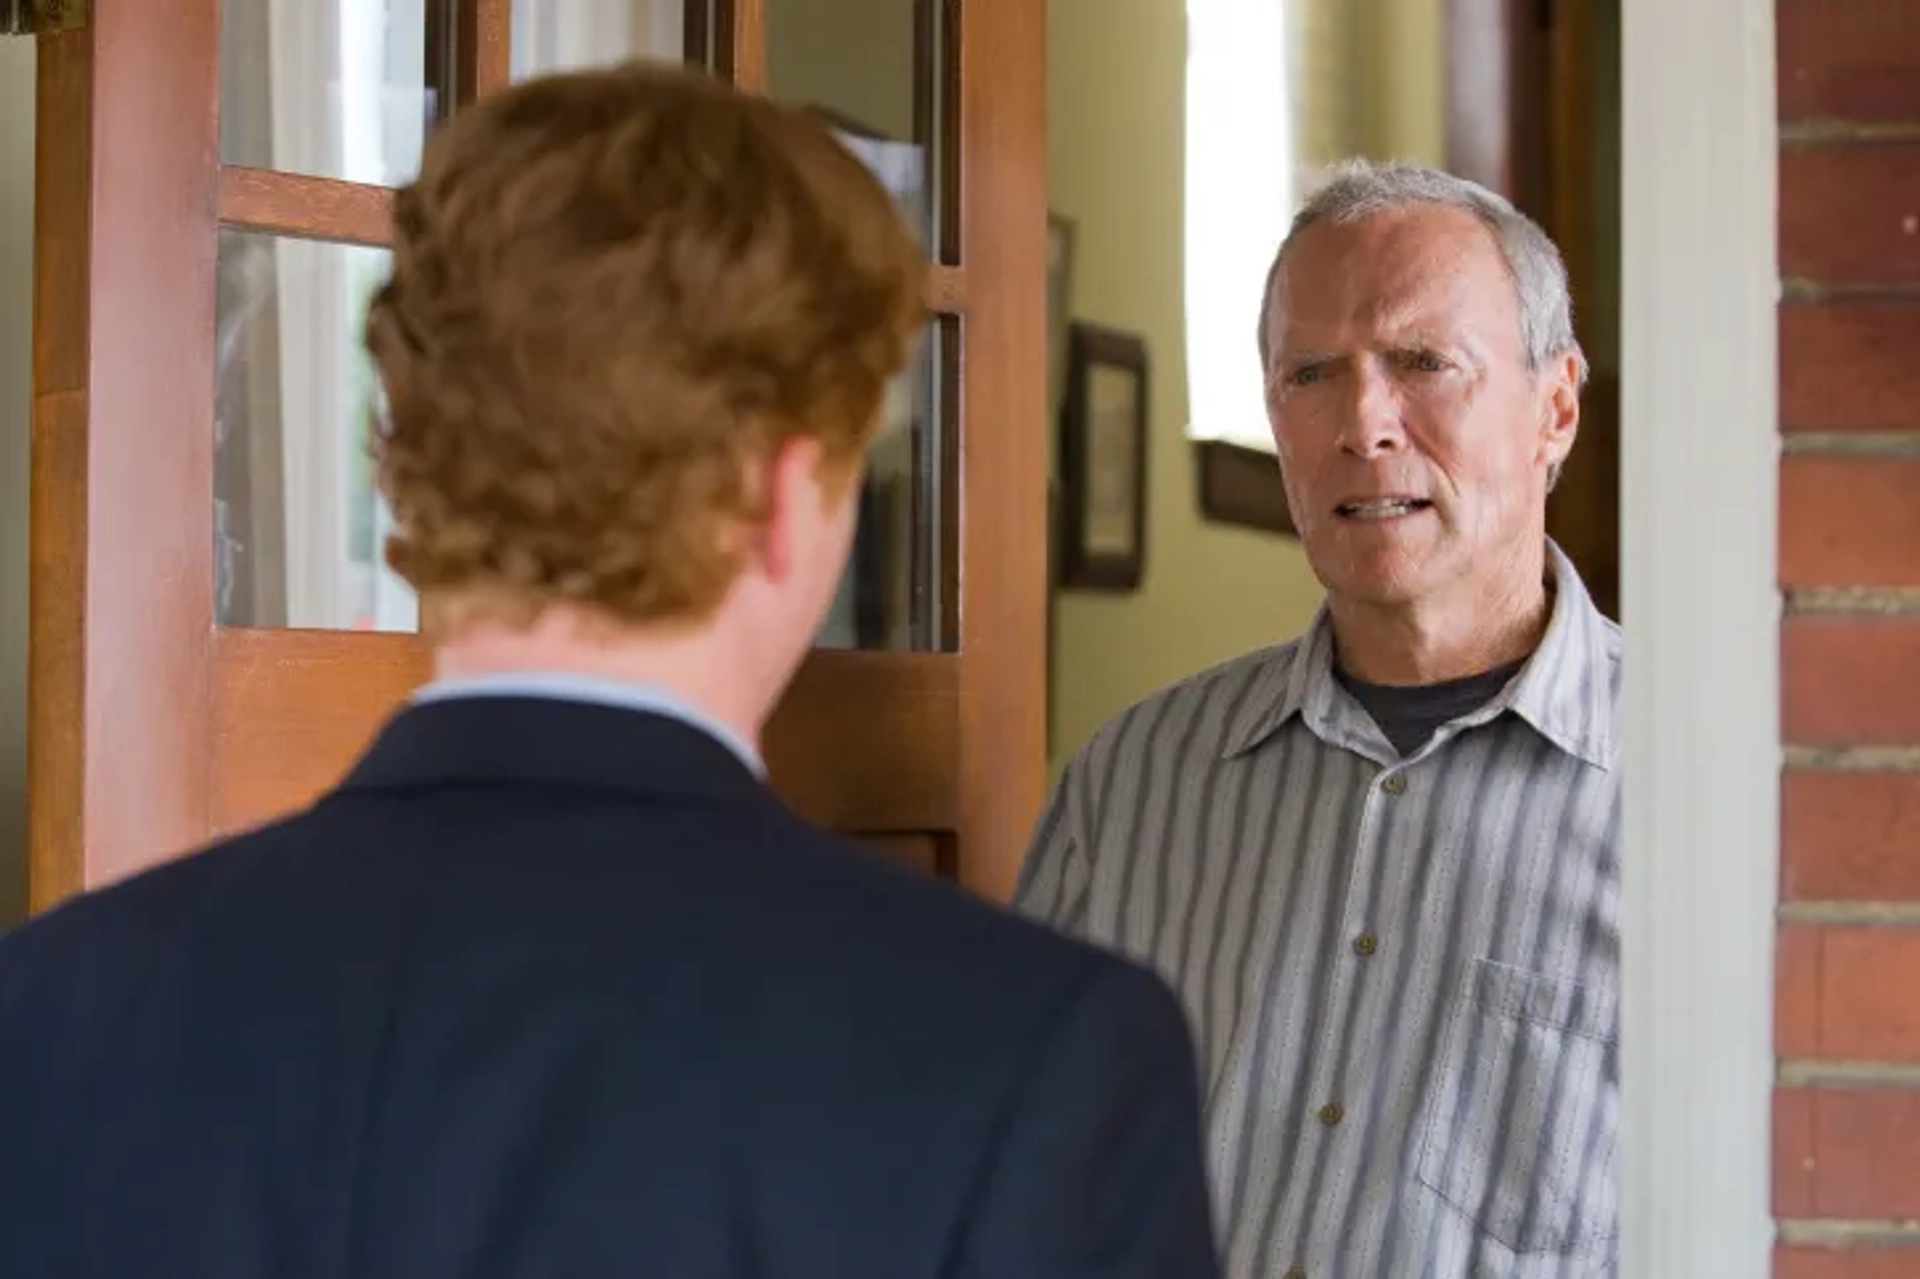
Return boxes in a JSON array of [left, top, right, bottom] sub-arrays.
[[1017, 544, 1619, 1278]]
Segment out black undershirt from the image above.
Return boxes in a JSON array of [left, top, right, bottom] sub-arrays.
[[1335, 658, 1525, 758]]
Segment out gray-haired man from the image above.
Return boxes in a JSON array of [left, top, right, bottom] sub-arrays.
[[1017, 159, 1618, 1278]]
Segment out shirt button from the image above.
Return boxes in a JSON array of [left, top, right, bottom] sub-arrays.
[[1381, 773, 1407, 795], [1318, 1101, 1344, 1126], [1353, 932, 1378, 956]]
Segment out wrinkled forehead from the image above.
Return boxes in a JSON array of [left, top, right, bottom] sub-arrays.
[[1264, 205, 1522, 358]]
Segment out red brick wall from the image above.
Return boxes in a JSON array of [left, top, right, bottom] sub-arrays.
[[1774, 1, 1920, 1274]]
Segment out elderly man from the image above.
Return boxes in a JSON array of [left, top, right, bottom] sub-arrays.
[[1018, 157, 1617, 1278]]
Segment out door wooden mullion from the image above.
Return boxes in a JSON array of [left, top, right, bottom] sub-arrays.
[[457, 0, 515, 101], [218, 169, 395, 249], [953, 0, 1046, 901], [714, 0, 769, 93]]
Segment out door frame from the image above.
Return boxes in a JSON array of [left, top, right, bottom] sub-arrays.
[[1618, 0, 1778, 1273]]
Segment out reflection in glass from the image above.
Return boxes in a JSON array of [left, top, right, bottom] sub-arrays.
[[509, 0, 685, 77], [219, 1, 438, 187], [766, 0, 945, 251], [215, 231, 416, 633], [816, 322, 947, 651]]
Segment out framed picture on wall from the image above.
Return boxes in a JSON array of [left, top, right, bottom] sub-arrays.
[[1057, 322, 1148, 592]]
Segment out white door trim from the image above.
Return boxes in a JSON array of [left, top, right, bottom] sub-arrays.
[[1619, 0, 1780, 1274]]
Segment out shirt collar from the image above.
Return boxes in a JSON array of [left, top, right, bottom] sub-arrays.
[[411, 671, 766, 777], [1222, 541, 1618, 769]]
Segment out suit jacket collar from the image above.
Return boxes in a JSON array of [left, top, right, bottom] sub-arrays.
[[340, 696, 776, 812]]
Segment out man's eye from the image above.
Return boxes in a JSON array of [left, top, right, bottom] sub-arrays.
[[1286, 365, 1324, 387], [1405, 350, 1447, 373]]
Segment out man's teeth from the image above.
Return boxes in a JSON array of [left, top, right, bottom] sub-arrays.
[[1339, 499, 1425, 519]]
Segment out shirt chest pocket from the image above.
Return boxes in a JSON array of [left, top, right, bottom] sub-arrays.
[[1415, 957, 1619, 1256]]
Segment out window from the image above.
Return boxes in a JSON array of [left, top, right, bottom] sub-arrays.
[[1182, 0, 1293, 457]]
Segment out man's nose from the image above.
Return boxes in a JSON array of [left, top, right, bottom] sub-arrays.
[[1335, 364, 1406, 457]]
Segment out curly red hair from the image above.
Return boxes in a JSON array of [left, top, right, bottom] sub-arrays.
[[365, 61, 926, 631]]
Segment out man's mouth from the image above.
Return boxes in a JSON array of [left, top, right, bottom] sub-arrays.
[[1334, 497, 1433, 521]]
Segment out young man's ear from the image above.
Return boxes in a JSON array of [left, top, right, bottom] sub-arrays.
[[751, 436, 830, 583]]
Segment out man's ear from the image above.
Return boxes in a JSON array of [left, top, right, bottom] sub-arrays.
[[1539, 351, 1583, 474], [754, 436, 829, 584]]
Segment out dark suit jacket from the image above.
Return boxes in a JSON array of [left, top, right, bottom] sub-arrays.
[[0, 696, 1220, 1279]]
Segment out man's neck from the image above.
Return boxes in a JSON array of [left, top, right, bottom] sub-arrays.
[[430, 609, 777, 752], [1329, 564, 1553, 688]]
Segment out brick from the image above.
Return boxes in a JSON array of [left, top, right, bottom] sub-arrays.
[[1779, 0, 1920, 122], [1780, 458, 1920, 589], [1783, 616, 1920, 746], [1784, 771, 1920, 901], [1781, 146, 1920, 286], [1776, 924, 1920, 1061], [1773, 1087, 1920, 1219], [1782, 302, 1920, 434], [1778, 924, 1823, 1057], [1774, 1087, 1817, 1216], [1778, 1246, 1920, 1279]]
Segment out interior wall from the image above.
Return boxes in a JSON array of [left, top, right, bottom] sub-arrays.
[[1046, 0, 1323, 778], [1352, 0, 1447, 168], [0, 39, 33, 925]]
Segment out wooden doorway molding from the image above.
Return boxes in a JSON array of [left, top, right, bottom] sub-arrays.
[[1446, 0, 1620, 619], [28, 0, 1047, 910]]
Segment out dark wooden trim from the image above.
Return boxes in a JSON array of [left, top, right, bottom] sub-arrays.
[[682, 0, 713, 68], [930, 0, 963, 265], [1444, 0, 1551, 220], [934, 314, 962, 650], [208, 630, 964, 838], [1194, 439, 1295, 537], [29, 0, 220, 906], [715, 0, 767, 92], [457, 0, 512, 102], [218, 167, 394, 248], [922, 264, 964, 314], [1056, 322, 1148, 592], [954, 0, 1047, 902]]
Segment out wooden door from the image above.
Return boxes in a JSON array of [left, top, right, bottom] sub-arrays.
[[27, 0, 1046, 912]]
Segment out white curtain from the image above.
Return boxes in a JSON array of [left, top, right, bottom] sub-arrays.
[[247, 0, 427, 630], [265, 0, 355, 628]]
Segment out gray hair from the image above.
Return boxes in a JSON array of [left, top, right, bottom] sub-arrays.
[[1257, 158, 1587, 388]]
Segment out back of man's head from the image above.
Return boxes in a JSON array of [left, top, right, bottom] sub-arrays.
[[364, 61, 925, 672]]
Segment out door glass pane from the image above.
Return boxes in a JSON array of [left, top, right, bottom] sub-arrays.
[[220, 0, 442, 187], [215, 230, 417, 633], [816, 318, 951, 651], [510, 0, 686, 77], [215, 227, 949, 648], [765, 0, 949, 252]]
